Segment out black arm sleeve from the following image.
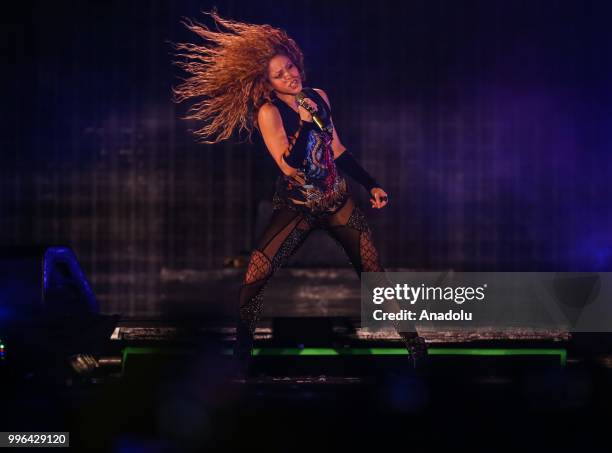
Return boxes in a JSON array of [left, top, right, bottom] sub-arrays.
[[335, 151, 380, 193]]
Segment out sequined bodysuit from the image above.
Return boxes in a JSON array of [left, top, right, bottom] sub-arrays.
[[271, 87, 349, 216]]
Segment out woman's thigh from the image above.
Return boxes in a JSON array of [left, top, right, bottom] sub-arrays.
[[243, 207, 313, 284], [323, 197, 383, 274]]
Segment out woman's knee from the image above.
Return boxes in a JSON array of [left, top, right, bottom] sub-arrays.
[[243, 249, 272, 285]]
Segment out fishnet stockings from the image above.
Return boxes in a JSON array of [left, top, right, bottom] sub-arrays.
[[234, 197, 427, 370], [234, 209, 312, 364], [244, 250, 271, 285], [360, 231, 382, 273], [327, 198, 428, 366]]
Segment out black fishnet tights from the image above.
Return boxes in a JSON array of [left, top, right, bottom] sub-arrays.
[[359, 232, 382, 273], [234, 208, 312, 364], [234, 197, 426, 368], [243, 250, 271, 286]]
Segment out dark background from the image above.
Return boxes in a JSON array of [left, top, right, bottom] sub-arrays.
[[2, 0, 611, 316]]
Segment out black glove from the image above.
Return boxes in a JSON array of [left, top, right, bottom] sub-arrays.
[[335, 150, 380, 193]]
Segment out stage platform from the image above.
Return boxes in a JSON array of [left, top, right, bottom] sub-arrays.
[[3, 315, 612, 452]]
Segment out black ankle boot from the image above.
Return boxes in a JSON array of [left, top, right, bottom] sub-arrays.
[[231, 348, 252, 381], [401, 333, 430, 372], [232, 326, 254, 380]]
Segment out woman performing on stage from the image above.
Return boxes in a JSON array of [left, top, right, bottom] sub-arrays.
[[173, 11, 428, 374]]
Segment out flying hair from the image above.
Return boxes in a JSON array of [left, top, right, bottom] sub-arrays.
[[172, 10, 306, 144]]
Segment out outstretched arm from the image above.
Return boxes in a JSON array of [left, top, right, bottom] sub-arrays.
[[315, 88, 388, 209]]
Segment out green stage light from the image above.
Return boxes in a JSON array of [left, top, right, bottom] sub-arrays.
[[121, 346, 567, 369]]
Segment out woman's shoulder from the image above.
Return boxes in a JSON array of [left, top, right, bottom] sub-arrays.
[[257, 102, 283, 128], [308, 88, 331, 110], [258, 101, 281, 117]]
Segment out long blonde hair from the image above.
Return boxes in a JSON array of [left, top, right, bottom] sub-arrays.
[[172, 11, 306, 143]]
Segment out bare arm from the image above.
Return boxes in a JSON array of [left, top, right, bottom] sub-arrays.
[[257, 103, 301, 178]]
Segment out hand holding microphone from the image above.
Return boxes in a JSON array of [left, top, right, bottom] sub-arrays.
[[296, 92, 326, 131]]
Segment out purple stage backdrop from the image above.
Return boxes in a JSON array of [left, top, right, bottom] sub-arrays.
[[2, 0, 611, 315]]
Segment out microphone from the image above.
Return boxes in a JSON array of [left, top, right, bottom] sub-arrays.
[[295, 92, 326, 131], [372, 195, 388, 203]]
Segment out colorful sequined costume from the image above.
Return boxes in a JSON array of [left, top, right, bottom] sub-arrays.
[[272, 88, 348, 216], [234, 88, 427, 373]]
